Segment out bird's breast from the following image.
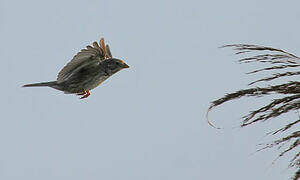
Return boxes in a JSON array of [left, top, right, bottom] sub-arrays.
[[85, 75, 110, 90]]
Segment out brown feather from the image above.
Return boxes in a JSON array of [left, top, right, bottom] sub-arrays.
[[100, 38, 107, 57]]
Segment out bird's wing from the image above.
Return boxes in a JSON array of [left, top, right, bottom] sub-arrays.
[[105, 45, 113, 58], [100, 38, 113, 58], [57, 38, 112, 82]]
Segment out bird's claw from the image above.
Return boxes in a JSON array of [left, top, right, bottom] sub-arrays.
[[77, 90, 91, 99]]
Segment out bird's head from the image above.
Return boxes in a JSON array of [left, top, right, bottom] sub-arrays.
[[104, 58, 129, 75], [114, 58, 130, 69]]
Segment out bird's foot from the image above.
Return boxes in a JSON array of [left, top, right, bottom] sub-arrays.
[[77, 90, 91, 99], [77, 92, 86, 96]]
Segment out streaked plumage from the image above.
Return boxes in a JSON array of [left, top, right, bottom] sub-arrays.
[[23, 38, 129, 99]]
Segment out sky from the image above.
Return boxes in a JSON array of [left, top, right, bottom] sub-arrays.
[[1, 0, 299, 179]]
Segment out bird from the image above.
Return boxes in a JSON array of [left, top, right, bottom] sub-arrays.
[[23, 37, 129, 99]]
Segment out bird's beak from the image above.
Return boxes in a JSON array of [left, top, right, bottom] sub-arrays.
[[123, 63, 129, 68]]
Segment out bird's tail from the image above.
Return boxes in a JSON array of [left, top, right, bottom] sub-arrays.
[[22, 81, 58, 88]]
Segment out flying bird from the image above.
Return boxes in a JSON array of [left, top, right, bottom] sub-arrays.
[[23, 38, 129, 99]]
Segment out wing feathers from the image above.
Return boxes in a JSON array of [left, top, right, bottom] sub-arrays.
[[57, 37, 113, 82], [100, 38, 106, 55], [106, 45, 112, 58]]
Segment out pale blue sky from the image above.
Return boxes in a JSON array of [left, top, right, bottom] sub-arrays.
[[1, 0, 299, 179]]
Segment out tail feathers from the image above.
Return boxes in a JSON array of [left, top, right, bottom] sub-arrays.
[[23, 81, 58, 88]]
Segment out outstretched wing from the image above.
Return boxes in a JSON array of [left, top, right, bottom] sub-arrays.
[[57, 38, 113, 82]]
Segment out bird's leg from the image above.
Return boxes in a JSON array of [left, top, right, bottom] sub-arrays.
[[80, 90, 91, 99], [76, 91, 86, 96]]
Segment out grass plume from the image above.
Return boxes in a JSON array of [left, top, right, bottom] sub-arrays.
[[207, 44, 300, 180]]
